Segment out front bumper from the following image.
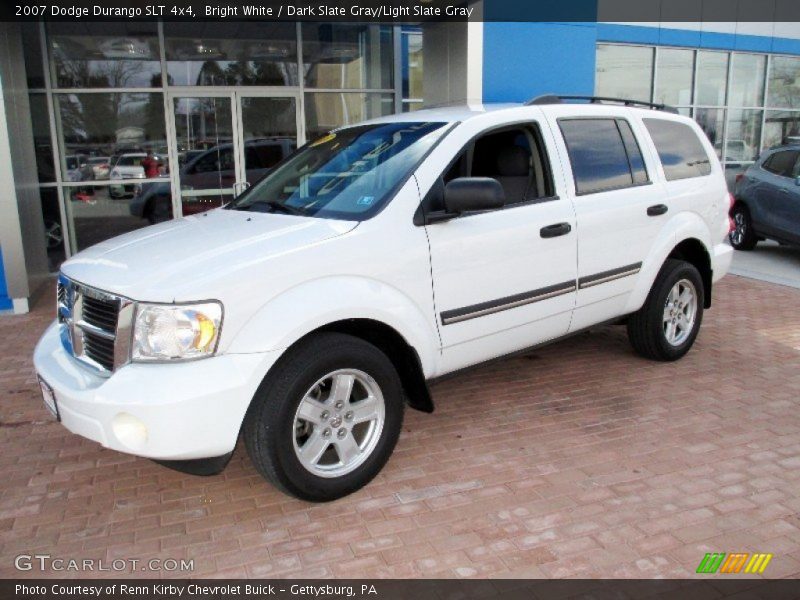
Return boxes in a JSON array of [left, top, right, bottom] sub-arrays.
[[33, 322, 281, 460]]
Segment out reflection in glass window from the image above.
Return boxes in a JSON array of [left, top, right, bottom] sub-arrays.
[[40, 188, 65, 271], [726, 110, 762, 162], [228, 122, 448, 220], [56, 93, 166, 180], [729, 54, 766, 108], [48, 23, 161, 88], [402, 30, 423, 100], [302, 24, 393, 90], [695, 108, 726, 158], [643, 119, 712, 181], [65, 184, 150, 252], [30, 94, 55, 183], [655, 48, 694, 106], [165, 23, 298, 86], [305, 93, 394, 140], [768, 56, 800, 109], [559, 118, 639, 195], [695, 51, 729, 106], [22, 23, 45, 88], [763, 110, 800, 149], [595, 44, 653, 102]]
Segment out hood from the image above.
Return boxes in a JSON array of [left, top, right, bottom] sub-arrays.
[[61, 209, 357, 300]]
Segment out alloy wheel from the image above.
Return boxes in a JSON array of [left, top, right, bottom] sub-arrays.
[[292, 369, 385, 478], [662, 278, 698, 346]]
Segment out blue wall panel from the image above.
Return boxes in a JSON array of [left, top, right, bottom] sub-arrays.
[[483, 22, 597, 103], [0, 247, 12, 311], [596, 23, 800, 56]]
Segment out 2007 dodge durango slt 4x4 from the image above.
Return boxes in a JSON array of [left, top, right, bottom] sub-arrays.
[[34, 96, 733, 501]]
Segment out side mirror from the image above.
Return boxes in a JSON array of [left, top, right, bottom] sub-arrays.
[[443, 177, 505, 215]]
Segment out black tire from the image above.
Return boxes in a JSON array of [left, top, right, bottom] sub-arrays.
[[627, 259, 704, 361], [729, 204, 757, 250], [243, 332, 405, 502]]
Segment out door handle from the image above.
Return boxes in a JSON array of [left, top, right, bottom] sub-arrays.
[[540, 222, 572, 238], [779, 188, 789, 194], [647, 204, 668, 216]]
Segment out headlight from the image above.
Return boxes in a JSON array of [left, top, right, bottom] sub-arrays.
[[132, 302, 222, 362]]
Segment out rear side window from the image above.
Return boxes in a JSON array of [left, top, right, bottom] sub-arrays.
[[643, 118, 712, 181], [559, 118, 649, 195], [762, 150, 799, 178]]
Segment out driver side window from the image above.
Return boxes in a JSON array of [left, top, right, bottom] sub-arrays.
[[432, 123, 554, 214]]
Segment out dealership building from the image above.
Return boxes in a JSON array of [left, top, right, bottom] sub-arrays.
[[1, 4, 800, 313]]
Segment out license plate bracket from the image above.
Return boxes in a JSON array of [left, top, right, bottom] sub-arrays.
[[38, 376, 60, 422]]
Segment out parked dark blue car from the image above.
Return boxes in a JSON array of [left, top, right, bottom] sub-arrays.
[[730, 144, 800, 250]]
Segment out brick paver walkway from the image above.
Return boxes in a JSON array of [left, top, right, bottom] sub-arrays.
[[1, 276, 799, 579]]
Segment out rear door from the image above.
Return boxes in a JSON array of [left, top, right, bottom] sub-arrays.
[[548, 111, 667, 331]]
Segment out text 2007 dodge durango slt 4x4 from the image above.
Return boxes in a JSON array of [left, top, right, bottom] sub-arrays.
[[34, 96, 733, 501]]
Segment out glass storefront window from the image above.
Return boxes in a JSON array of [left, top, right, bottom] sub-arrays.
[[695, 107, 726, 158], [40, 188, 65, 271], [595, 44, 653, 102], [726, 109, 763, 162], [22, 23, 45, 89], [165, 23, 299, 86], [763, 110, 800, 150], [305, 93, 394, 139], [695, 51, 729, 106], [767, 56, 800, 109], [65, 185, 151, 253], [403, 31, 423, 100], [48, 23, 161, 88], [56, 93, 166, 181], [29, 94, 55, 183], [730, 53, 766, 108], [654, 48, 694, 106], [302, 24, 393, 90]]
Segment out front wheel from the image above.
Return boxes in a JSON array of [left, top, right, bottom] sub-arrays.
[[243, 332, 404, 502], [627, 259, 704, 361]]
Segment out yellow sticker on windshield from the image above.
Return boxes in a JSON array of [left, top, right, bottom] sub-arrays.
[[311, 133, 336, 147]]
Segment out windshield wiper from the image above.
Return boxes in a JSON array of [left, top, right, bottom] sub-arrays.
[[242, 200, 306, 216]]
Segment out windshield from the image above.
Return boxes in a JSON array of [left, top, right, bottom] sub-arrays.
[[227, 121, 448, 220]]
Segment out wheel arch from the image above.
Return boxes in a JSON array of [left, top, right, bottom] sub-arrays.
[[626, 213, 715, 314], [667, 238, 713, 308], [309, 319, 433, 413], [226, 276, 440, 413]]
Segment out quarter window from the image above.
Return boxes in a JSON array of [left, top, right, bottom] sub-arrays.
[[643, 118, 712, 181], [559, 118, 648, 195]]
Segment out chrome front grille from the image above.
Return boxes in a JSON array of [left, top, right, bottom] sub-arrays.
[[57, 274, 133, 374]]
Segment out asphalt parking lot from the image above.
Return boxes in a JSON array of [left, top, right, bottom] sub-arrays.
[[1, 265, 799, 579]]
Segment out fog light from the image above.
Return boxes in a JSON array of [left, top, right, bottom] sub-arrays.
[[112, 413, 148, 451]]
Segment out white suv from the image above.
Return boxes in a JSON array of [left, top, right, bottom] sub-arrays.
[[34, 96, 733, 501]]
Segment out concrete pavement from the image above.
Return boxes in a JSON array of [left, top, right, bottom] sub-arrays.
[[729, 240, 800, 289]]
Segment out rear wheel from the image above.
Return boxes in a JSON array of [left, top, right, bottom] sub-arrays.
[[627, 259, 704, 361], [243, 332, 404, 501], [729, 204, 757, 250]]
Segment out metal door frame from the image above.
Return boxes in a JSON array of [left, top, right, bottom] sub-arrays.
[[166, 88, 303, 218]]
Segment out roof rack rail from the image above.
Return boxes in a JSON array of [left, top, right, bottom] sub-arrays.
[[525, 94, 679, 114]]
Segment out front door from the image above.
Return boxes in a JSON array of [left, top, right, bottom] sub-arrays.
[[167, 91, 302, 219], [425, 120, 578, 373]]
